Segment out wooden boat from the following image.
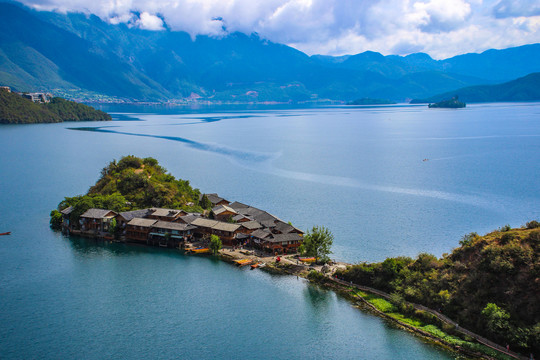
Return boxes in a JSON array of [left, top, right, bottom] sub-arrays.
[[0, 232, 11, 236], [250, 262, 260, 269], [234, 259, 253, 267], [188, 247, 211, 254]]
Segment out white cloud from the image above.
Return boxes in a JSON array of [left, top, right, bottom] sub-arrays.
[[15, 0, 540, 59], [137, 12, 164, 30]]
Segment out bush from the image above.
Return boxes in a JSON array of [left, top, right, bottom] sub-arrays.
[[526, 220, 540, 229], [500, 224, 512, 232], [50, 210, 62, 230]]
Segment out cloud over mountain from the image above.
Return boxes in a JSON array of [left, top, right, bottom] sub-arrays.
[[14, 0, 540, 58]]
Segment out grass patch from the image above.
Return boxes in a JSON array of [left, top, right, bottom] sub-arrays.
[[351, 289, 515, 360]]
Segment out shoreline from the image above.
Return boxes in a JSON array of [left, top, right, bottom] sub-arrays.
[[210, 245, 524, 360]]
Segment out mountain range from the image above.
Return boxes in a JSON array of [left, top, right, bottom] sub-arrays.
[[1, 1, 540, 103]]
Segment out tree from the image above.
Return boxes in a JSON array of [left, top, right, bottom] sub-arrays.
[[50, 210, 62, 230], [301, 226, 334, 264], [200, 194, 211, 209], [209, 234, 222, 255], [482, 303, 510, 339]]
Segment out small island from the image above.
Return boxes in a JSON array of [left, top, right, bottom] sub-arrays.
[[0, 86, 111, 124], [428, 96, 466, 108], [347, 98, 396, 105]]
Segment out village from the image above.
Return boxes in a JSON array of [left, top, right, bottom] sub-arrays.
[[60, 193, 310, 266]]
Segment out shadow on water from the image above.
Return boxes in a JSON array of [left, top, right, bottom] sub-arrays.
[[66, 234, 184, 259], [304, 283, 331, 311]]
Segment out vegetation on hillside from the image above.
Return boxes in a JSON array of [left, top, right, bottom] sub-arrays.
[[412, 72, 540, 104], [0, 88, 111, 124], [56, 156, 210, 225], [335, 223, 540, 354]]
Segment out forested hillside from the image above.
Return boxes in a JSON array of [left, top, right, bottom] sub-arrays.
[[336, 223, 540, 354], [0, 89, 110, 124]]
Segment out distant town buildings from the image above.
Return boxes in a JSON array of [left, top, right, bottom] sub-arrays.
[[0, 85, 53, 103]]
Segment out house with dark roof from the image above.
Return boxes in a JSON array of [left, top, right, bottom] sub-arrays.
[[147, 208, 186, 222], [60, 206, 74, 231], [149, 221, 196, 247], [232, 214, 252, 223], [191, 218, 241, 245], [273, 221, 304, 235], [126, 218, 157, 243], [238, 220, 262, 235], [80, 208, 118, 235], [261, 233, 304, 254], [117, 209, 152, 234], [202, 193, 230, 207], [211, 204, 238, 222]]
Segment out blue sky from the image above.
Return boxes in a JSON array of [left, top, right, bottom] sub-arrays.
[[18, 0, 540, 59]]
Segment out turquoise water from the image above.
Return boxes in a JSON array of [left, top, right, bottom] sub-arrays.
[[1, 103, 539, 359]]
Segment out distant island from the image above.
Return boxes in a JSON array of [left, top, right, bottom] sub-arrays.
[[347, 98, 396, 105], [428, 96, 466, 108], [0, 86, 111, 124]]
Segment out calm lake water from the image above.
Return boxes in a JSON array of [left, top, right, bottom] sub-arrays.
[[1, 103, 539, 359]]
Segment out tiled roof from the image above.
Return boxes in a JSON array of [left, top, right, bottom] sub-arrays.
[[274, 221, 296, 234], [152, 221, 195, 232], [80, 208, 117, 219], [119, 209, 151, 221], [228, 201, 250, 210], [241, 220, 262, 230], [212, 205, 238, 216], [178, 214, 201, 224], [60, 206, 73, 215], [150, 208, 183, 217], [266, 233, 303, 243], [127, 218, 157, 227], [251, 229, 272, 239], [191, 218, 240, 232]]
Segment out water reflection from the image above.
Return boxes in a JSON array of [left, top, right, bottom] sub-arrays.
[[304, 284, 331, 312]]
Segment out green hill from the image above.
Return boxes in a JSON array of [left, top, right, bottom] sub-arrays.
[[0, 88, 111, 124], [336, 222, 540, 354], [411, 73, 540, 103], [54, 156, 209, 226]]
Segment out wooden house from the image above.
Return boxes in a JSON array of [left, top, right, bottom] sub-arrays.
[[190, 218, 241, 245], [211, 205, 238, 222], [203, 193, 230, 207], [147, 208, 186, 222], [261, 233, 304, 254], [60, 206, 74, 232], [126, 218, 157, 243], [148, 221, 196, 247], [80, 208, 118, 235], [117, 209, 152, 235]]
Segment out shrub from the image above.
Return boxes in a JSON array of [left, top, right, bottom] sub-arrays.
[[49, 210, 62, 230], [526, 220, 540, 229]]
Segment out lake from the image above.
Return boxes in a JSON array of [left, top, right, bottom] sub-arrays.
[[1, 102, 539, 359]]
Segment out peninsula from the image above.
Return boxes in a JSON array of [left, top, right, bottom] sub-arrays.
[[0, 86, 111, 124], [50, 156, 539, 359]]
